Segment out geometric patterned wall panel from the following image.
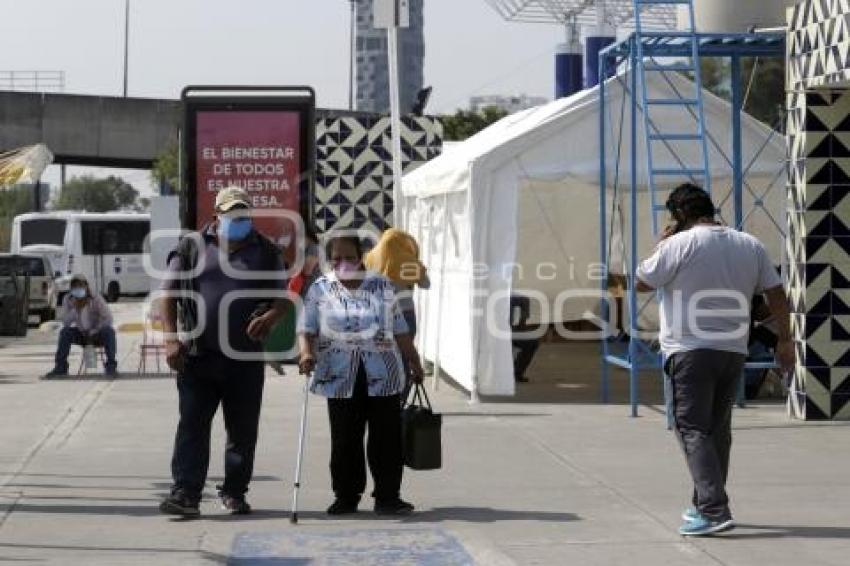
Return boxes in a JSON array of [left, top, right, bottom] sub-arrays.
[[788, 0, 850, 91], [314, 115, 442, 235], [787, 1, 850, 420]]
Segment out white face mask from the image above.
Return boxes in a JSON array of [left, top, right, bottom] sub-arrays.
[[70, 287, 87, 299]]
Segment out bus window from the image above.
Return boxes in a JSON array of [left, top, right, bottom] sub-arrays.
[[81, 222, 103, 254], [20, 219, 67, 247], [127, 221, 150, 254], [82, 220, 150, 254], [102, 228, 119, 253]]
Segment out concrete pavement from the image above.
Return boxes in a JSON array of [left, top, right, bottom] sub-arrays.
[[1, 301, 849, 565]]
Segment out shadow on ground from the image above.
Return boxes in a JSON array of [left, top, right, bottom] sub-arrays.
[[402, 506, 580, 524], [434, 342, 668, 406], [0, 501, 580, 526], [726, 524, 850, 540]]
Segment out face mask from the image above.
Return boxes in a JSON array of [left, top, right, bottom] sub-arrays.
[[70, 287, 87, 299], [334, 260, 361, 279], [218, 217, 252, 241]]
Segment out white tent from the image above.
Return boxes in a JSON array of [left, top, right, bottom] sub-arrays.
[[402, 71, 786, 399]]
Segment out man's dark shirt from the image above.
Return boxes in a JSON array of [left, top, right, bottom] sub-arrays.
[[162, 228, 285, 355]]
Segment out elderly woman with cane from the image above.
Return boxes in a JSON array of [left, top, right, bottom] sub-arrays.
[[297, 234, 424, 516]]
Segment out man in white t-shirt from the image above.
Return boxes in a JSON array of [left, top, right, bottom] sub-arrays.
[[636, 184, 794, 537]]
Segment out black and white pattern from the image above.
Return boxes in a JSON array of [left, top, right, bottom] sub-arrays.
[[788, 0, 850, 91], [787, 0, 850, 420], [314, 115, 443, 234]]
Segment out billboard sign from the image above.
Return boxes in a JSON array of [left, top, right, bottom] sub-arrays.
[[182, 86, 315, 252]]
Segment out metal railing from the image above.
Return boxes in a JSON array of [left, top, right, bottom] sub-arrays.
[[0, 71, 65, 93]]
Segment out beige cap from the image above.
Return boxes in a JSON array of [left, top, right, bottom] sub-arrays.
[[214, 186, 251, 213]]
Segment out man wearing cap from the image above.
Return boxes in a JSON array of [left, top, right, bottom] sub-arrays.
[[158, 186, 287, 517], [44, 274, 117, 378]]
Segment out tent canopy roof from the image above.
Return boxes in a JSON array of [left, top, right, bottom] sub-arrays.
[[403, 71, 785, 200]]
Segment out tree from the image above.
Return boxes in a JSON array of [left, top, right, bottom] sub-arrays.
[[54, 175, 143, 212], [697, 56, 785, 131], [740, 57, 785, 130], [151, 142, 180, 193], [698, 57, 730, 100], [440, 106, 509, 141], [0, 186, 37, 251]]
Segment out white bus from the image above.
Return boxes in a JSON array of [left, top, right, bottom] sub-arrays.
[[11, 211, 151, 303]]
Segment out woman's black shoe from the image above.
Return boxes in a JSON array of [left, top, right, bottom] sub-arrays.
[[327, 498, 359, 515], [221, 494, 252, 515], [374, 498, 414, 516]]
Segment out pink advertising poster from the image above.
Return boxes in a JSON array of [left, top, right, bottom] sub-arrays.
[[194, 110, 302, 246]]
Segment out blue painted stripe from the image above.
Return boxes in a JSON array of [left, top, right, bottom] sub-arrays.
[[230, 528, 474, 565]]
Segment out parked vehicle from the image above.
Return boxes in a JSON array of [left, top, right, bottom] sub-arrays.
[[0, 274, 30, 336], [11, 212, 151, 303], [0, 254, 56, 323]]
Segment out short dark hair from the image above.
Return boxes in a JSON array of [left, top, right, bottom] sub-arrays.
[[665, 183, 715, 224], [325, 235, 363, 260]]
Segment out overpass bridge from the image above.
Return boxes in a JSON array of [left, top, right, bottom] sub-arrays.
[[0, 91, 372, 169], [0, 91, 181, 168], [0, 90, 444, 234]]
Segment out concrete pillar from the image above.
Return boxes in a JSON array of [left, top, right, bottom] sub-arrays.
[[787, 89, 850, 420], [786, 0, 850, 420]]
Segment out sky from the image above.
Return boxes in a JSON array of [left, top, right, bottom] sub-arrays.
[[0, 0, 565, 194]]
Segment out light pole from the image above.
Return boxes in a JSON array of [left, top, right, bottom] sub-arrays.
[[348, 0, 356, 110], [123, 0, 130, 97]]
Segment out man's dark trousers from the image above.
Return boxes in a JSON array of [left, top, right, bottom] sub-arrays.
[[54, 326, 118, 373], [667, 349, 746, 521], [170, 351, 265, 501], [512, 336, 540, 379]]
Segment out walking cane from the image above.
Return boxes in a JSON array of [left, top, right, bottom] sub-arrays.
[[290, 372, 312, 524]]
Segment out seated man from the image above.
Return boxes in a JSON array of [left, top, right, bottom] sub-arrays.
[[744, 294, 779, 399], [510, 294, 540, 383], [44, 274, 117, 377], [750, 294, 778, 350]]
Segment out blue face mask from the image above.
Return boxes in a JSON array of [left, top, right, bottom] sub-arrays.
[[218, 216, 253, 241], [70, 287, 87, 299]]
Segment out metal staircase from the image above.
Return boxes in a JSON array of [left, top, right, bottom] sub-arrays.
[[633, 0, 711, 234]]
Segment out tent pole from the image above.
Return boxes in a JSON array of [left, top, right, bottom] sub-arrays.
[[731, 55, 744, 230], [416, 197, 434, 379], [432, 191, 451, 393], [414, 197, 429, 361], [730, 54, 748, 409], [629, 42, 640, 418], [599, 48, 610, 404]]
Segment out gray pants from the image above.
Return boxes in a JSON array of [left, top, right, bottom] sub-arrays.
[[666, 349, 745, 522]]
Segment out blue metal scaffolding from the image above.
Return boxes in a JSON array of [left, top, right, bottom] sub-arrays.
[[598, 31, 786, 417]]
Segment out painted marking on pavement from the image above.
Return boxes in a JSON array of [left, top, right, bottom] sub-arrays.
[[229, 528, 475, 565]]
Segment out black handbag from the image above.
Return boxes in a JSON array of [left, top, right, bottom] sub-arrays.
[[401, 383, 442, 470]]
